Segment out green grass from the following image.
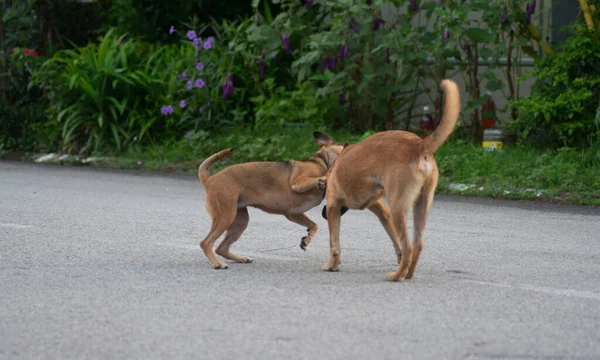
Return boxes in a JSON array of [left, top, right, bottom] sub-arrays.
[[435, 140, 600, 205], [84, 127, 600, 206], [111, 126, 363, 173]]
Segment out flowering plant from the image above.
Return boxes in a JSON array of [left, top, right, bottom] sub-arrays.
[[160, 24, 235, 133]]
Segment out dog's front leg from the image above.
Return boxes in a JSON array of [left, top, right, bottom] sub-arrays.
[[290, 176, 326, 193], [323, 202, 343, 272], [285, 213, 318, 251]]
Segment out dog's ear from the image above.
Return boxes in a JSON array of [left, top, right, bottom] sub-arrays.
[[313, 131, 333, 147]]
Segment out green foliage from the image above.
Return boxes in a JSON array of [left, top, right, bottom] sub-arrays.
[[0, 0, 48, 151], [435, 141, 600, 205], [511, 24, 600, 148], [271, 0, 433, 132], [435, 0, 536, 141], [29, 29, 186, 154], [250, 80, 332, 132], [102, 0, 254, 43]]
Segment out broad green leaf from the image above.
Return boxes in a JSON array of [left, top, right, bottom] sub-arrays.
[[521, 45, 539, 60], [465, 28, 494, 43]]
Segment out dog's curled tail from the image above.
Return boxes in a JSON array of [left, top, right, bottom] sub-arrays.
[[424, 79, 461, 154], [198, 148, 234, 184]]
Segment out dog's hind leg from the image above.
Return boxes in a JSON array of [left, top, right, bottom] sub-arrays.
[[200, 194, 237, 269], [368, 198, 402, 264], [385, 203, 412, 282], [406, 172, 438, 279], [285, 213, 317, 251], [215, 207, 253, 264]]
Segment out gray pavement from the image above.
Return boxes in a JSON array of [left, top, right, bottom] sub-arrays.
[[1, 161, 599, 360]]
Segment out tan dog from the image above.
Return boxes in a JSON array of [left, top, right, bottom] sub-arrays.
[[321, 79, 461, 281], [197, 132, 346, 269]]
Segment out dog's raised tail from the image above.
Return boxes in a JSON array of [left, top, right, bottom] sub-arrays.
[[198, 148, 234, 184], [424, 79, 461, 154]]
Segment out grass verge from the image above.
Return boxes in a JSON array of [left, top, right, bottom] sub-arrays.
[[13, 126, 600, 206]]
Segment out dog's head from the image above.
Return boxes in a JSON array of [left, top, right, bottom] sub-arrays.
[[312, 131, 347, 168]]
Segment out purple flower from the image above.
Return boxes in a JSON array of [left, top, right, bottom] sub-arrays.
[[193, 37, 202, 48], [526, 0, 536, 24], [322, 57, 329, 73], [306, 0, 312, 9], [372, 17, 385, 31], [203, 37, 215, 50], [187, 30, 196, 40], [186, 131, 193, 141], [322, 56, 337, 72], [339, 91, 344, 105], [196, 62, 204, 71], [169, 26, 175, 35], [350, 17, 359, 33], [340, 43, 349, 59], [199, 106, 204, 113], [177, 72, 187, 80], [223, 74, 234, 100], [501, 6, 509, 26], [160, 105, 174, 115], [443, 28, 450, 39], [179, 100, 187, 109], [254, 14, 259, 24], [187, 80, 193, 89], [366, 0, 372, 5], [409, 0, 419, 13], [281, 32, 290, 54], [195, 79, 206, 88]]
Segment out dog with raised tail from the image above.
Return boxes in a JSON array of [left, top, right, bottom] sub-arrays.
[[321, 79, 461, 281], [197, 132, 346, 269]]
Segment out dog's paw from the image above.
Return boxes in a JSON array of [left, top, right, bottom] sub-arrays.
[[322, 263, 340, 272], [213, 263, 229, 270], [300, 236, 308, 251], [237, 257, 253, 264], [385, 271, 405, 281], [316, 178, 327, 191]]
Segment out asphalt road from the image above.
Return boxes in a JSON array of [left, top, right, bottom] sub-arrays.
[[1, 161, 599, 360]]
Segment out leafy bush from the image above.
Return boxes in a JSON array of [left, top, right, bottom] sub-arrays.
[[0, 0, 49, 151], [511, 24, 600, 148], [102, 0, 254, 44], [30, 29, 189, 154]]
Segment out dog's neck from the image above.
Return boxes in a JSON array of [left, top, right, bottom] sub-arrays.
[[305, 153, 328, 173]]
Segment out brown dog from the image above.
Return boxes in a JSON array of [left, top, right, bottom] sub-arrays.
[[321, 79, 461, 281], [197, 132, 346, 269]]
